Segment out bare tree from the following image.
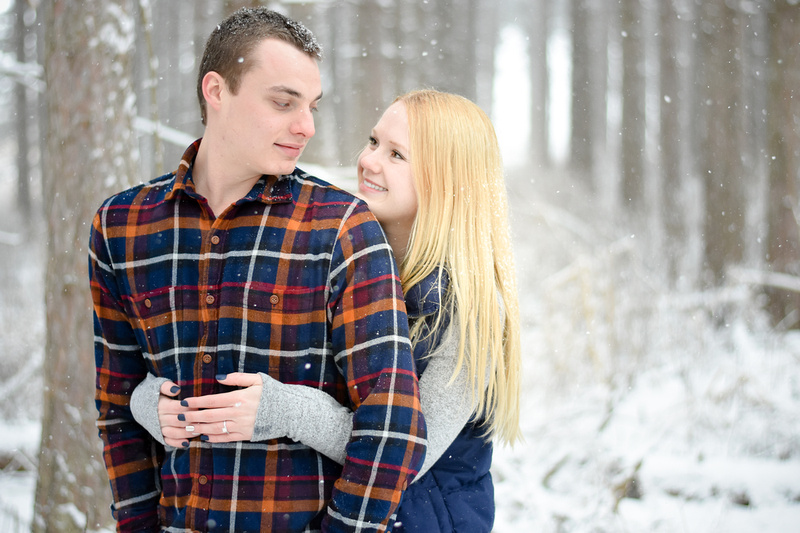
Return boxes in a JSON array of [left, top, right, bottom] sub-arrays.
[[658, 0, 688, 286], [570, 0, 593, 181], [14, 0, 31, 219], [619, 0, 646, 214], [34, 1, 139, 531], [696, 1, 746, 284], [765, 3, 800, 325], [523, 0, 550, 169], [569, 0, 610, 191]]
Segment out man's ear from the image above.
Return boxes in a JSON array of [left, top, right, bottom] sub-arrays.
[[202, 71, 225, 114]]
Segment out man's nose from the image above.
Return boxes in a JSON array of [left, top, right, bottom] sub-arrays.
[[292, 109, 315, 138]]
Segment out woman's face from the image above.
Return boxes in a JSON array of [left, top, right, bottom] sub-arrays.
[[356, 101, 418, 232]]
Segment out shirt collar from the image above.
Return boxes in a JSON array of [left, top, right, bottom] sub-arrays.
[[165, 138, 293, 205]]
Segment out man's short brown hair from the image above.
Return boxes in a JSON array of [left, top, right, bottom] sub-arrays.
[[196, 8, 322, 124]]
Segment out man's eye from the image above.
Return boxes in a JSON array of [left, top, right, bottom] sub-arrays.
[[274, 101, 290, 108]]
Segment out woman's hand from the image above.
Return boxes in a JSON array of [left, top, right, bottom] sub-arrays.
[[161, 373, 263, 446], [156, 381, 194, 448]]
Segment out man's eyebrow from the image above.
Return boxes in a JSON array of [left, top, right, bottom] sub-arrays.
[[268, 85, 323, 102]]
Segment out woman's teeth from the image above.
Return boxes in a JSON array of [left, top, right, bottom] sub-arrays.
[[364, 181, 387, 192]]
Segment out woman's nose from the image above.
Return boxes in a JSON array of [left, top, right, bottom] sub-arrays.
[[358, 148, 380, 173]]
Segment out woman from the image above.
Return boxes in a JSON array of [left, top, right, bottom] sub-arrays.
[[131, 89, 521, 531]]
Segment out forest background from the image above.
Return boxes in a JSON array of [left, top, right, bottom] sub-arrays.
[[0, 0, 799, 531]]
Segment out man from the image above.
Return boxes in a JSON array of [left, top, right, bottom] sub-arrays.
[[89, 8, 425, 532]]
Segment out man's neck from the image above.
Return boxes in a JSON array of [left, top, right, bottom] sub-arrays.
[[193, 134, 262, 217]]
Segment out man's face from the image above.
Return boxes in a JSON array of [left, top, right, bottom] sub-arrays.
[[216, 38, 322, 179]]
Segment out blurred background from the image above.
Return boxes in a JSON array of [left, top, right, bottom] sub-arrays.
[[0, 0, 799, 531]]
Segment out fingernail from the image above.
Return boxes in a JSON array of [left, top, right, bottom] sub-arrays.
[[185, 425, 195, 433], [216, 374, 228, 381], [178, 414, 185, 421], [181, 441, 189, 448], [200, 435, 210, 441], [181, 400, 189, 407], [170, 385, 180, 394]]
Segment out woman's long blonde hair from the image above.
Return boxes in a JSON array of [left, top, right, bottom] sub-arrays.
[[397, 89, 521, 444]]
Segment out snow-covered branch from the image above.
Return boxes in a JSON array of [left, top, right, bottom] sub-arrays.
[[132, 116, 196, 148], [727, 266, 800, 294], [0, 51, 44, 92]]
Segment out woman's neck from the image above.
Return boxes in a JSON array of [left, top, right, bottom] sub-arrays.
[[381, 222, 411, 266]]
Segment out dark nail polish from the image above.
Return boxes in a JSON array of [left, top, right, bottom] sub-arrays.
[[200, 435, 210, 441], [170, 385, 180, 394], [216, 373, 228, 381], [178, 414, 185, 421], [181, 400, 189, 407], [181, 441, 189, 448]]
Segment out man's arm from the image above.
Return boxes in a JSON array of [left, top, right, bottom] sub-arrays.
[[321, 203, 426, 532], [90, 210, 161, 533]]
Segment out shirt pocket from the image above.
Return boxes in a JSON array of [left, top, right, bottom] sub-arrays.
[[126, 288, 195, 367]]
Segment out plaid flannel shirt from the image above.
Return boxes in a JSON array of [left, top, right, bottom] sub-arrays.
[[90, 140, 426, 532]]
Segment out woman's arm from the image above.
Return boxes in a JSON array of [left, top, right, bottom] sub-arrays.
[[129, 321, 477, 478], [130, 372, 169, 445], [255, 320, 475, 478]]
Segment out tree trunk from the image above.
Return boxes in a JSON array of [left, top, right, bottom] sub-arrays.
[[34, 1, 139, 531], [524, 0, 550, 169], [697, 1, 746, 284], [765, 4, 800, 325], [619, 0, 646, 214], [659, 0, 685, 286], [474, 0, 498, 114], [570, 0, 593, 182], [587, 0, 609, 194], [15, 0, 31, 219]]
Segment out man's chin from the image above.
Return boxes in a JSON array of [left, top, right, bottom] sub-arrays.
[[264, 163, 298, 177]]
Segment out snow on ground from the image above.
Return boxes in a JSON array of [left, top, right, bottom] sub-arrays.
[[487, 165, 800, 532]]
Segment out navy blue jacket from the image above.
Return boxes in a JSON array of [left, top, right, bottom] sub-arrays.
[[393, 271, 494, 532]]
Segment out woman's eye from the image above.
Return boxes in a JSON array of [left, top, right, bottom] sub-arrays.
[[368, 136, 378, 146], [391, 150, 405, 160]]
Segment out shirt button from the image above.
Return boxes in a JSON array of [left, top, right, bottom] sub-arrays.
[[198, 475, 208, 485], [202, 353, 212, 364], [211, 235, 220, 245], [206, 294, 215, 305], [144, 298, 152, 309], [270, 294, 279, 305]]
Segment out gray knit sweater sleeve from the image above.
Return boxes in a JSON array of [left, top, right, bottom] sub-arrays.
[[130, 372, 169, 446], [129, 321, 476, 478], [253, 320, 475, 479]]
